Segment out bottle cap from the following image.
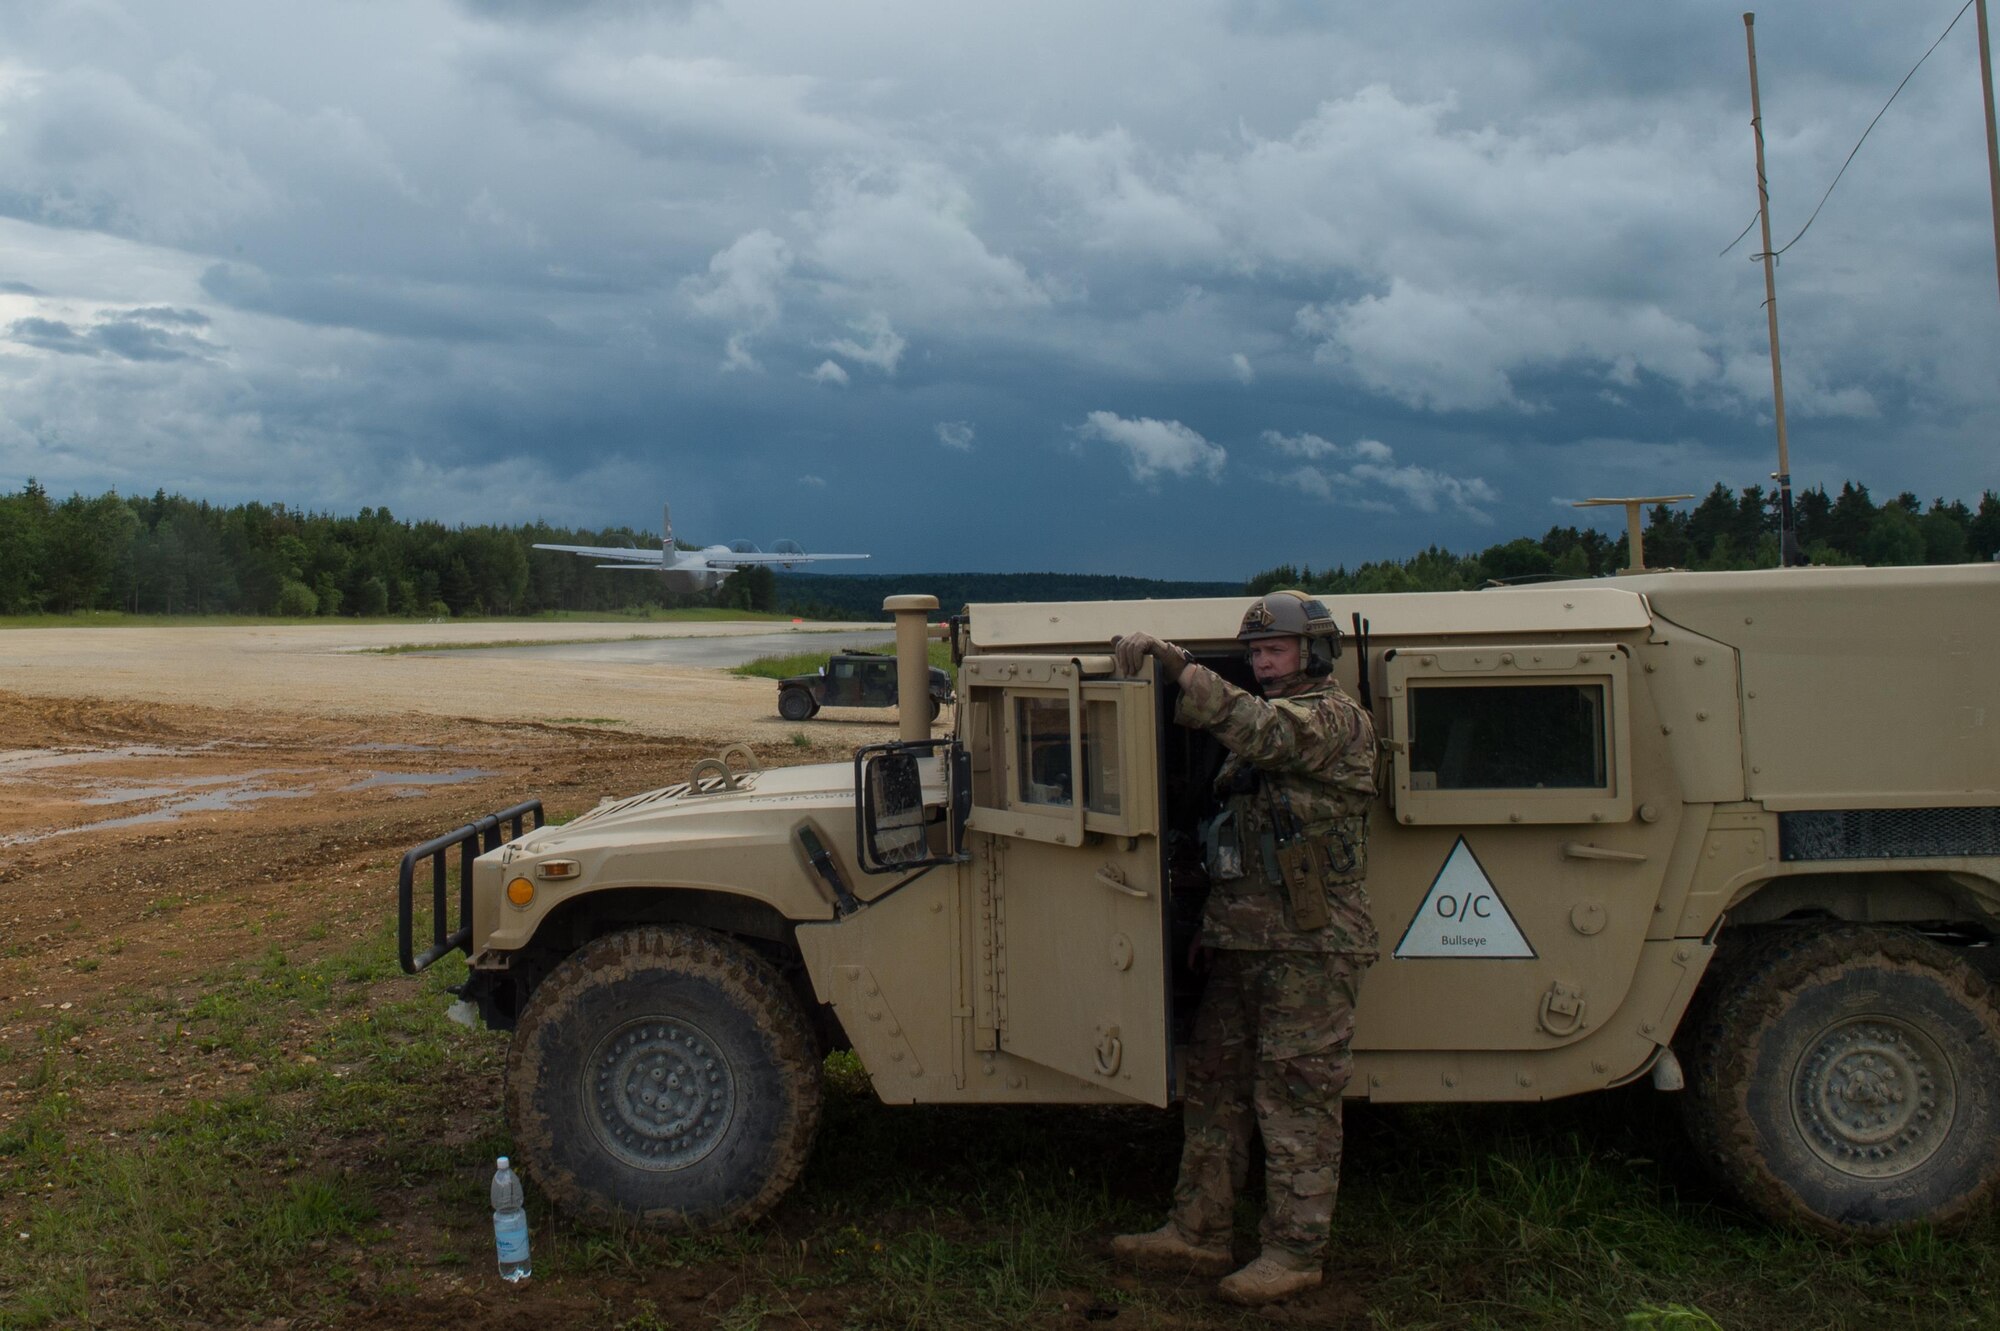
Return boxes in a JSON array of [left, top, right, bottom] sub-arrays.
[[497, 1156, 510, 1169]]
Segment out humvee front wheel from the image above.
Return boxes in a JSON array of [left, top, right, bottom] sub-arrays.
[[778, 689, 816, 722], [1682, 925, 2000, 1234], [504, 926, 822, 1230]]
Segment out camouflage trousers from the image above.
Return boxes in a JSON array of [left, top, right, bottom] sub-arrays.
[[1169, 948, 1367, 1263]]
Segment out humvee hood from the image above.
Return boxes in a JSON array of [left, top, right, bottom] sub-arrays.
[[523, 760, 854, 850]]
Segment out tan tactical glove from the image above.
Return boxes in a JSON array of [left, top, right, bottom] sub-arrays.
[[1112, 631, 1191, 682]]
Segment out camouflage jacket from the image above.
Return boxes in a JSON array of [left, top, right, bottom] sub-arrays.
[[1174, 664, 1379, 956]]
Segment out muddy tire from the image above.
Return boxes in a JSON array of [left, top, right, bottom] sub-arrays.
[[505, 926, 821, 1231], [1681, 925, 2000, 1234], [778, 689, 815, 722]]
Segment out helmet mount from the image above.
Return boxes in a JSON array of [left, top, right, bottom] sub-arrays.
[[1237, 590, 1342, 678]]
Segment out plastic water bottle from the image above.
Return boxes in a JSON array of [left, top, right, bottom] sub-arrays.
[[491, 1156, 531, 1282]]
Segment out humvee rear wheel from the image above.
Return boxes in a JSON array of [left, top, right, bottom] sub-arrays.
[[778, 689, 815, 722], [1681, 925, 2000, 1234], [928, 696, 943, 722], [505, 926, 822, 1230]]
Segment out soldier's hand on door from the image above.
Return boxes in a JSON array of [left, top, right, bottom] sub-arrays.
[[1112, 632, 1189, 681]]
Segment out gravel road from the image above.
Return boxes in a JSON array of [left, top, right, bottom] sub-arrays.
[[0, 619, 924, 743]]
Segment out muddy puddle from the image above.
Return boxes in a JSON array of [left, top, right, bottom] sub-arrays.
[[342, 769, 495, 793], [0, 742, 216, 773], [0, 741, 498, 845]]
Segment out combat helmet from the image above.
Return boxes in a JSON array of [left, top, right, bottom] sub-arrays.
[[1237, 589, 1343, 677]]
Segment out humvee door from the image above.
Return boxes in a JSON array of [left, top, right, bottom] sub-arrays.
[[824, 657, 861, 708], [859, 658, 898, 709], [958, 654, 1170, 1105]]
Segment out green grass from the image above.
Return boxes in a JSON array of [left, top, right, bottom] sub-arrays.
[[732, 640, 955, 682], [8, 935, 2000, 1329]]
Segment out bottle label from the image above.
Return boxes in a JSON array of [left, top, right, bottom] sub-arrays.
[[494, 1211, 530, 1263]]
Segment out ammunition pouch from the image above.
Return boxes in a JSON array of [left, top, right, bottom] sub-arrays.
[[1280, 814, 1369, 934]]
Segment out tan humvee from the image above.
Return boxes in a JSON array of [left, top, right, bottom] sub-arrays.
[[399, 564, 2000, 1236]]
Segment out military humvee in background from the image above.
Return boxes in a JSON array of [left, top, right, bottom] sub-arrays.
[[400, 565, 2000, 1236], [775, 649, 952, 722]]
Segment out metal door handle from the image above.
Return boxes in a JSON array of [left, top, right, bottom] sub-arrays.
[[1095, 865, 1150, 899], [1561, 842, 1648, 863]]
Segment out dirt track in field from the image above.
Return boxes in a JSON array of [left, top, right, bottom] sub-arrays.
[[0, 619, 912, 743], [0, 621, 922, 1012], [0, 625, 977, 1330]]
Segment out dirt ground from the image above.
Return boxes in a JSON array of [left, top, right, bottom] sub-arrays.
[[0, 627, 972, 1329], [0, 619, 909, 743], [0, 621, 914, 1016]]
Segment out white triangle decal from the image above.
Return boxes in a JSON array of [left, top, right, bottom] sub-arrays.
[[1393, 837, 1536, 959]]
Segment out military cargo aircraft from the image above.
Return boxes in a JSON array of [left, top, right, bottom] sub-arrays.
[[533, 504, 867, 592]]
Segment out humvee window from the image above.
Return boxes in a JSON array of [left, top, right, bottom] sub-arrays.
[[961, 657, 1158, 845], [1410, 683, 1608, 790], [1016, 697, 1074, 806], [1384, 643, 1631, 825], [1013, 695, 1130, 816], [1083, 699, 1122, 816]]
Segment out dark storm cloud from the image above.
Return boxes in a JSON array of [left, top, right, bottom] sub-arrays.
[[119, 306, 209, 327], [0, 0, 1991, 579], [9, 317, 93, 355], [7, 315, 212, 362], [91, 319, 209, 361]]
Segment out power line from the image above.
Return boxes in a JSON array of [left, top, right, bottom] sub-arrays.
[[1722, 0, 1977, 260]]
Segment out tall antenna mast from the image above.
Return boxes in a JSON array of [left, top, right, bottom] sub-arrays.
[[1743, 13, 1804, 567], [1979, 0, 2000, 308]]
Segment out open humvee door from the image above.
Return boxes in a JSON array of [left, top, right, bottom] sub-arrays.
[[951, 653, 1171, 1104]]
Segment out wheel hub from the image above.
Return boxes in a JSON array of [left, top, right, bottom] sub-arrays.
[[1792, 1015, 1955, 1179], [586, 1018, 735, 1171]]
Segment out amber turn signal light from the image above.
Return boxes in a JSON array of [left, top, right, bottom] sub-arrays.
[[536, 860, 580, 880], [506, 877, 535, 907]]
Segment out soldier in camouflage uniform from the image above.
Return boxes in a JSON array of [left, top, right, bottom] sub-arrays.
[[1108, 590, 1378, 1306]]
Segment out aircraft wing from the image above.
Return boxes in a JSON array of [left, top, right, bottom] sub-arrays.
[[701, 552, 869, 567], [532, 543, 667, 565]]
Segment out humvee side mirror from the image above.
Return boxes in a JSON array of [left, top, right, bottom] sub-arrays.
[[864, 751, 926, 866], [854, 739, 969, 874]]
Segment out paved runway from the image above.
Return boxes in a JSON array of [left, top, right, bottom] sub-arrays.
[[413, 628, 896, 668]]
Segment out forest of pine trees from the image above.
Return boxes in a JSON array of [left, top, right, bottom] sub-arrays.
[[1245, 482, 2000, 597], [0, 479, 1993, 620]]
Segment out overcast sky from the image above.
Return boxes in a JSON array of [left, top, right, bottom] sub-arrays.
[[1, 0, 1995, 579]]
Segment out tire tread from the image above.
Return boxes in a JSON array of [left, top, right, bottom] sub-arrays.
[[504, 925, 822, 1231], [1680, 923, 2000, 1234]]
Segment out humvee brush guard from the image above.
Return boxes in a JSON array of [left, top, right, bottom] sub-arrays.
[[399, 567, 2000, 1235]]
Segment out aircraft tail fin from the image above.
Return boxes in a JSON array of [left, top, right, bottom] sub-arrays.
[[662, 502, 673, 553]]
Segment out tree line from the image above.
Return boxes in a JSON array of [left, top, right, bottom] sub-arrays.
[[0, 480, 1239, 619], [1246, 482, 2000, 597], [2, 478, 1992, 620], [0, 480, 724, 617]]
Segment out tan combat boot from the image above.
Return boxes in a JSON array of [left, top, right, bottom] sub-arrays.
[[1216, 1250, 1323, 1305], [1109, 1222, 1233, 1276]]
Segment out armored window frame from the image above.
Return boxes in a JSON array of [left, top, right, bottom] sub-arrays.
[[958, 654, 1156, 847], [1383, 642, 1632, 826]]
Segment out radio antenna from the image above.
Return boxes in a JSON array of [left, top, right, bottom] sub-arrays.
[[1742, 13, 1804, 567]]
